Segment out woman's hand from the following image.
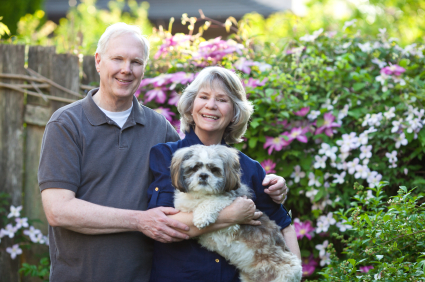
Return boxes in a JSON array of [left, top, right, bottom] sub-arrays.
[[219, 196, 263, 226], [263, 174, 289, 204]]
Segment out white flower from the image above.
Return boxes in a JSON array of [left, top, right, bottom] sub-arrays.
[[359, 145, 372, 159], [362, 113, 383, 127], [406, 118, 422, 133], [365, 190, 375, 200], [384, 107, 396, 120], [15, 217, 29, 229], [320, 252, 331, 266], [290, 165, 306, 183], [308, 173, 321, 187], [336, 132, 359, 152], [374, 272, 382, 279], [385, 150, 398, 162], [322, 212, 336, 225], [321, 99, 334, 111], [355, 165, 369, 179], [31, 233, 46, 244], [7, 205, 22, 218], [333, 171, 346, 184], [306, 188, 319, 200], [336, 219, 352, 232], [316, 220, 330, 233], [6, 244, 22, 260], [364, 126, 378, 135], [363, 158, 369, 165], [346, 158, 360, 175], [23, 226, 41, 239], [307, 110, 321, 120], [334, 195, 341, 202], [357, 42, 372, 53], [343, 19, 357, 30], [391, 119, 403, 133], [394, 133, 408, 148], [371, 58, 387, 68], [300, 28, 324, 42], [337, 104, 349, 122], [319, 143, 338, 161], [314, 155, 328, 169], [3, 224, 17, 238], [315, 240, 329, 257], [367, 171, 382, 188]]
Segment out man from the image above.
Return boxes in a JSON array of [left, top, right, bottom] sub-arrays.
[[39, 23, 289, 282]]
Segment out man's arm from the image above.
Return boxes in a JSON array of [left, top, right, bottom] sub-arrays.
[[282, 225, 301, 259], [263, 174, 289, 204], [41, 188, 190, 243]]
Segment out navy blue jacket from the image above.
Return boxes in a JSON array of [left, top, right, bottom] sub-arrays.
[[147, 129, 291, 282]]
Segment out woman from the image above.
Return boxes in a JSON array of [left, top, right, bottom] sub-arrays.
[[147, 66, 300, 282]]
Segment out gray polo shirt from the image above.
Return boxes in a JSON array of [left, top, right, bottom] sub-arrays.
[[38, 89, 180, 282]]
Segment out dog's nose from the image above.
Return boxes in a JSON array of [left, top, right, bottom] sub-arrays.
[[199, 173, 209, 180]]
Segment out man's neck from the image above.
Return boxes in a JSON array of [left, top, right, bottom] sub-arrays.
[[93, 88, 133, 112]]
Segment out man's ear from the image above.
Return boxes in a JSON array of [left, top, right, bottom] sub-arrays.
[[95, 53, 101, 73]]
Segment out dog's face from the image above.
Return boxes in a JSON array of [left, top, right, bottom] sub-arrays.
[[170, 145, 241, 195]]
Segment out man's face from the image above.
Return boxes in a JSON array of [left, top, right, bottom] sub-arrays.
[[95, 33, 145, 102]]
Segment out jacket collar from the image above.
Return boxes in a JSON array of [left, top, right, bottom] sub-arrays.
[[182, 127, 227, 147]]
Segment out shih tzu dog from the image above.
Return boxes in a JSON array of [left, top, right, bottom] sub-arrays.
[[170, 144, 302, 282]]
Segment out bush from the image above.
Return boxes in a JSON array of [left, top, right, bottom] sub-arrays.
[[316, 183, 425, 281]]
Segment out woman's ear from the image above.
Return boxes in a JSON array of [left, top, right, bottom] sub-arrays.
[[170, 147, 193, 192]]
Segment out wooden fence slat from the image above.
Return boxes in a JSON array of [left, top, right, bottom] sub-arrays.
[[0, 44, 26, 282], [82, 55, 100, 86]]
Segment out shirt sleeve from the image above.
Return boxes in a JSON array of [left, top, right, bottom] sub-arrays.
[[147, 144, 176, 209], [38, 120, 81, 192], [250, 161, 292, 230]]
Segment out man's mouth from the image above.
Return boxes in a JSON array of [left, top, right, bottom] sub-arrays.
[[115, 78, 132, 83], [201, 114, 219, 120]]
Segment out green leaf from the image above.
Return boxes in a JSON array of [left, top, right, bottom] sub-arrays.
[[364, 214, 372, 227], [353, 82, 366, 91], [383, 214, 390, 222], [348, 259, 356, 267], [248, 137, 258, 148]]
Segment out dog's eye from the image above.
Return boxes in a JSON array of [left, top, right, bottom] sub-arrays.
[[209, 166, 222, 176], [190, 163, 202, 172]]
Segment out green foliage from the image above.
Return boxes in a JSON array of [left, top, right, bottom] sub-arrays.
[[316, 183, 425, 281], [19, 257, 50, 282], [0, 0, 44, 36]]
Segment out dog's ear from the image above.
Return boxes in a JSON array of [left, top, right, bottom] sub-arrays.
[[170, 147, 193, 192], [218, 146, 241, 192]]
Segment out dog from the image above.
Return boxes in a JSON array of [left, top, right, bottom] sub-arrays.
[[170, 144, 302, 282]]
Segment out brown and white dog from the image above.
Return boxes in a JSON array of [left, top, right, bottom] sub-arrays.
[[170, 144, 302, 282]]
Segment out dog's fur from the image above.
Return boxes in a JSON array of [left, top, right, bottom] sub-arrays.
[[170, 144, 302, 282]]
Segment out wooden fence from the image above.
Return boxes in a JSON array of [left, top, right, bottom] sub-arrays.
[[0, 44, 99, 281]]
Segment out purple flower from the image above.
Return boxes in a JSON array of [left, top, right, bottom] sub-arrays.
[[380, 64, 406, 76], [194, 37, 243, 63], [315, 113, 341, 137], [302, 254, 318, 277], [145, 87, 168, 104], [169, 72, 195, 86], [243, 77, 268, 88], [154, 34, 191, 59], [293, 219, 315, 240], [168, 91, 180, 106], [360, 265, 374, 273], [154, 107, 175, 122], [171, 119, 185, 139], [294, 107, 310, 117], [261, 159, 276, 173], [234, 58, 255, 74], [263, 134, 291, 155], [288, 127, 308, 143]]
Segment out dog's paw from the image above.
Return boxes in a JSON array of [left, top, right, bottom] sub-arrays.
[[193, 215, 216, 229]]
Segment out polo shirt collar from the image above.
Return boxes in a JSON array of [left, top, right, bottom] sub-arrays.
[[82, 88, 146, 126], [182, 127, 227, 146]]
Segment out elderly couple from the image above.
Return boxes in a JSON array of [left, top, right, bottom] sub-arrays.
[[38, 22, 300, 282]]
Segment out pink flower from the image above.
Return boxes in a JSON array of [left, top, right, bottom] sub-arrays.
[[244, 77, 268, 88], [261, 159, 276, 173], [380, 64, 405, 76], [145, 87, 168, 104], [169, 72, 195, 86], [171, 119, 185, 139], [294, 219, 315, 240], [263, 134, 291, 155], [195, 37, 243, 63], [302, 254, 318, 277], [168, 91, 180, 106], [315, 113, 341, 137], [234, 58, 256, 74], [294, 107, 310, 117], [288, 127, 308, 143], [154, 34, 191, 59], [360, 265, 374, 273], [154, 107, 175, 122]]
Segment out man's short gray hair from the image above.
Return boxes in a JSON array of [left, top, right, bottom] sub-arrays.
[[96, 22, 150, 64], [178, 66, 254, 144]]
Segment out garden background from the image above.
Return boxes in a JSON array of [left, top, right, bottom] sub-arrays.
[[0, 0, 424, 281]]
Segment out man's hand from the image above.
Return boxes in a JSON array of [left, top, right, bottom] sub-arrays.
[[220, 196, 262, 226], [138, 207, 190, 243], [263, 174, 289, 204]]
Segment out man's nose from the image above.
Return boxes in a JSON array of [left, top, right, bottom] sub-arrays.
[[121, 61, 132, 74]]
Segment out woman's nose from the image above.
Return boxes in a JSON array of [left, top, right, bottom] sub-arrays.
[[205, 98, 217, 109]]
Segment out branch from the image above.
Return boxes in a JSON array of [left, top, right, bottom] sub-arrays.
[[198, 9, 239, 33]]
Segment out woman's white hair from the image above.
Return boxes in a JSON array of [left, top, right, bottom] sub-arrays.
[[96, 22, 150, 65], [178, 66, 254, 144]]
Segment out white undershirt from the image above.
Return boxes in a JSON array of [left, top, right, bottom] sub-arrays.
[[98, 103, 133, 128]]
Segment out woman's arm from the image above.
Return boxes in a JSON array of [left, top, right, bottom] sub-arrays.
[[282, 225, 301, 259], [168, 196, 263, 238]]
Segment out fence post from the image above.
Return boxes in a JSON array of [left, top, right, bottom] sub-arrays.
[[82, 55, 99, 86], [0, 44, 26, 282]]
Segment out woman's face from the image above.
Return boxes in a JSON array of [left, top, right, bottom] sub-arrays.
[[191, 81, 234, 143]]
